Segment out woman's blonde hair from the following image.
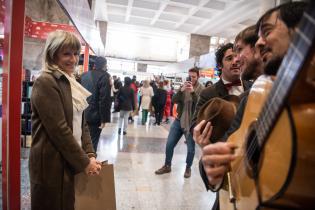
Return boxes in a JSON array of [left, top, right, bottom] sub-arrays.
[[43, 30, 81, 69], [143, 80, 150, 88]]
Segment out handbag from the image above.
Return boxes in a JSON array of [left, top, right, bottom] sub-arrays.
[[75, 163, 116, 210]]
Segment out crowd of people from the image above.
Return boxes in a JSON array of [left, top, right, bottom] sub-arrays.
[[28, 1, 313, 209], [112, 75, 178, 127]]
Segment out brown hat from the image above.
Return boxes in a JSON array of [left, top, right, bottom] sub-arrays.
[[196, 95, 240, 144]]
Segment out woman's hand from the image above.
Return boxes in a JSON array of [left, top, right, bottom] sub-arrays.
[[85, 157, 102, 176]]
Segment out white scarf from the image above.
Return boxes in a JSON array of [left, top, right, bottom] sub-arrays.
[[43, 65, 91, 112]]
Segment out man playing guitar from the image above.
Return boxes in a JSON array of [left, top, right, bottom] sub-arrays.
[[194, 2, 311, 209]]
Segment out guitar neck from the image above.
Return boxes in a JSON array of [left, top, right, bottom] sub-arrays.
[[255, 6, 315, 147]]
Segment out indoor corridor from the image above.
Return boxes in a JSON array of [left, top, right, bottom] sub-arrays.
[[20, 113, 215, 210]]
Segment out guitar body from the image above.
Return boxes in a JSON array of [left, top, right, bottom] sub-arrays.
[[258, 101, 315, 209], [221, 72, 315, 209], [220, 75, 275, 210]]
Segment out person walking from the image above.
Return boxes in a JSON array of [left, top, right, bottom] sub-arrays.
[[117, 77, 135, 135], [139, 80, 154, 125], [81, 56, 111, 151], [163, 80, 172, 124], [152, 81, 167, 125]]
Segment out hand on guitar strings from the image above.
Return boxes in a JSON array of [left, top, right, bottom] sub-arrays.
[[202, 142, 237, 186]]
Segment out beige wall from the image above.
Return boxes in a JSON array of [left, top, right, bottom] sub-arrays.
[[25, 0, 69, 23]]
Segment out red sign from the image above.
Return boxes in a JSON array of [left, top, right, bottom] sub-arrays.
[[24, 16, 85, 44]]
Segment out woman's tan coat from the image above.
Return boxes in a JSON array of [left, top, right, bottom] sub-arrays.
[[30, 71, 95, 210]]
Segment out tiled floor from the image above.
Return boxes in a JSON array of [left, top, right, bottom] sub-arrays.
[[18, 113, 215, 209]]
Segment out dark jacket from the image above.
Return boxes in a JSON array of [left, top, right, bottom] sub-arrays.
[[191, 79, 252, 130], [196, 81, 251, 210], [117, 86, 135, 111], [30, 71, 95, 210], [199, 92, 250, 188], [114, 79, 122, 90], [153, 88, 167, 107], [81, 70, 111, 125], [222, 91, 249, 140], [151, 82, 158, 95], [172, 90, 198, 119]]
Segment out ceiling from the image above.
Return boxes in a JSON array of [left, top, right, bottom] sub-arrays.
[[93, 0, 262, 39]]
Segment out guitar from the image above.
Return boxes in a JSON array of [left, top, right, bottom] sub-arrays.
[[221, 4, 315, 210]]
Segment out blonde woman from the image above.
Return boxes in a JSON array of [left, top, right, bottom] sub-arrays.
[[30, 31, 101, 210], [139, 80, 154, 125]]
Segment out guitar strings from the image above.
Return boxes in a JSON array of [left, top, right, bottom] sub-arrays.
[[233, 51, 297, 176], [238, 30, 309, 175], [235, 59, 291, 174]]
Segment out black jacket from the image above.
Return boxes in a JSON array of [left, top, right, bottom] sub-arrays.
[[172, 90, 198, 119], [199, 93, 249, 190], [152, 88, 167, 107], [191, 79, 252, 130], [114, 79, 122, 90], [81, 70, 111, 125], [222, 91, 249, 140], [197, 83, 251, 210], [116, 86, 135, 111]]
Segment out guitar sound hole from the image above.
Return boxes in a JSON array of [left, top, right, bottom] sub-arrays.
[[245, 124, 261, 179]]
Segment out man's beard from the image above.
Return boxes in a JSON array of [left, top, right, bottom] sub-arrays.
[[241, 59, 263, 81], [264, 56, 283, 76]]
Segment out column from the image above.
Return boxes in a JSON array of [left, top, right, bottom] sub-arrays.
[[137, 63, 147, 72], [83, 44, 89, 72], [2, 0, 25, 209], [97, 20, 108, 50], [189, 34, 210, 58]]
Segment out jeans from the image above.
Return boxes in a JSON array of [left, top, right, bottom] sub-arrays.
[[118, 110, 131, 132], [87, 123, 102, 152], [165, 119, 195, 168]]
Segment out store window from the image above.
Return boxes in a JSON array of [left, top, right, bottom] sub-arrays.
[[219, 38, 226, 44]]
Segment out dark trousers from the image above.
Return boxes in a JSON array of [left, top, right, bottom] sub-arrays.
[[154, 105, 164, 124], [87, 123, 102, 152], [142, 109, 149, 125]]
